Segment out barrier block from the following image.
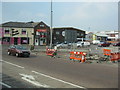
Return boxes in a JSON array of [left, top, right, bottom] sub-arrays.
[[69, 51, 86, 63], [103, 49, 111, 56]]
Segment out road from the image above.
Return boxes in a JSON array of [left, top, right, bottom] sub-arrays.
[[1, 46, 118, 89]]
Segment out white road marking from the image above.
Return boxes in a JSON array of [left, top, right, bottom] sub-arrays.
[[0, 82, 12, 88], [2, 60, 24, 69], [19, 73, 50, 88], [32, 70, 85, 89]]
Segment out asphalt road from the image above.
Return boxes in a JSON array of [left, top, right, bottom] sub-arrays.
[[1, 47, 118, 89]]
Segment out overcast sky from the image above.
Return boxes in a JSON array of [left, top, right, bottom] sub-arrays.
[[1, 0, 118, 32]]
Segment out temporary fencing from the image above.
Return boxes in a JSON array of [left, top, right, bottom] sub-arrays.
[[69, 51, 87, 63], [103, 49, 120, 62]]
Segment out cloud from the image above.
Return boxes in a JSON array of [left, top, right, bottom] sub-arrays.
[[60, 2, 117, 24]]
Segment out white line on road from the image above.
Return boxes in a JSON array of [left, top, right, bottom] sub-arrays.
[[2, 60, 24, 69], [0, 82, 12, 88], [32, 70, 86, 89], [19, 73, 50, 88]]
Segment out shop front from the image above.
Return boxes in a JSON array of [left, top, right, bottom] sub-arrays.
[[35, 29, 47, 46], [2, 37, 29, 45]]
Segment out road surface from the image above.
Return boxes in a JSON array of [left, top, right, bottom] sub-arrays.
[[1, 46, 118, 89]]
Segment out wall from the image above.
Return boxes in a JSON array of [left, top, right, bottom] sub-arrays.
[[2, 27, 34, 45]]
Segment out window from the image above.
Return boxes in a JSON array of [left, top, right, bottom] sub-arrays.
[[81, 33, 84, 36], [56, 31, 60, 35], [22, 29, 26, 34], [40, 24, 44, 27], [77, 33, 80, 36], [5, 30, 9, 34], [4, 28, 10, 34], [110, 34, 115, 37], [21, 37, 29, 44], [36, 31, 40, 35]]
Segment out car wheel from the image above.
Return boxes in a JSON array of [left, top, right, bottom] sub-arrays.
[[8, 51, 11, 55], [16, 53, 19, 57]]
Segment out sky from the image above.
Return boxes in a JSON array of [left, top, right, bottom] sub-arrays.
[[1, 0, 118, 32]]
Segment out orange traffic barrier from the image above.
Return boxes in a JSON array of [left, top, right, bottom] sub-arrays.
[[69, 51, 86, 63], [111, 52, 119, 61], [103, 49, 120, 62], [70, 51, 75, 60], [103, 49, 111, 56]]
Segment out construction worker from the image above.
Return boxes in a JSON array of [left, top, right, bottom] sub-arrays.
[[51, 46, 57, 58]]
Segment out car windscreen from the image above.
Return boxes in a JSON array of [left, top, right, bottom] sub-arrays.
[[16, 46, 27, 50]]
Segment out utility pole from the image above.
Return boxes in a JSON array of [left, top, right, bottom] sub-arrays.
[[50, 0, 53, 48]]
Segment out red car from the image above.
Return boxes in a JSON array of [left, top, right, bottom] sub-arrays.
[[98, 42, 111, 47], [8, 45, 30, 57]]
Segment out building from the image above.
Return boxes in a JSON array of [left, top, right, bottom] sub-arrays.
[[86, 32, 108, 42], [95, 33, 108, 41], [1, 21, 86, 46], [52, 27, 85, 44], [96, 31, 120, 41], [85, 32, 95, 42], [0, 21, 50, 45], [34, 21, 50, 45]]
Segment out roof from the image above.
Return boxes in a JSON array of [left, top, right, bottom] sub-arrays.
[[53, 27, 85, 32], [0, 21, 39, 28], [95, 33, 108, 37]]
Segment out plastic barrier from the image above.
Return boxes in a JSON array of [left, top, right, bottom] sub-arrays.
[[69, 51, 86, 63], [46, 48, 56, 56], [110, 52, 120, 61], [103, 49, 111, 56], [103, 49, 120, 62]]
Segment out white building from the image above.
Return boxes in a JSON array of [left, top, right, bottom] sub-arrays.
[[96, 31, 120, 41]]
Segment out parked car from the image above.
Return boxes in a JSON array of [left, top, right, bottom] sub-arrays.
[[77, 41, 90, 47], [92, 40, 100, 45], [8, 45, 30, 57], [77, 42, 82, 47], [113, 42, 120, 46], [56, 43, 68, 48], [83, 41, 90, 46], [56, 43, 62, 48], [98, 42, 111, 47]]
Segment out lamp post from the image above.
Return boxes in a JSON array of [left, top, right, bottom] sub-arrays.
[[50, 0, 53, 48]]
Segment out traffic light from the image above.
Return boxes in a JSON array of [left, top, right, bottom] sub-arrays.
[[12, 29, 19, 36]]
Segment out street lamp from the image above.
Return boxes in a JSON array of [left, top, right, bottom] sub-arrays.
[[50, 0, 53, 48]]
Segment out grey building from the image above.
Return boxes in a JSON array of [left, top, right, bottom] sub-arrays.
[[52, 27, 85, 44]]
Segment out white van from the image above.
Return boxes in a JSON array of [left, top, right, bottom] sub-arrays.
[[92, 40, 100, 45]]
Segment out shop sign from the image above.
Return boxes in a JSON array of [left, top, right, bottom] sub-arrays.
[[62, 31, 65, 37], [37, 29, 47, 32]]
